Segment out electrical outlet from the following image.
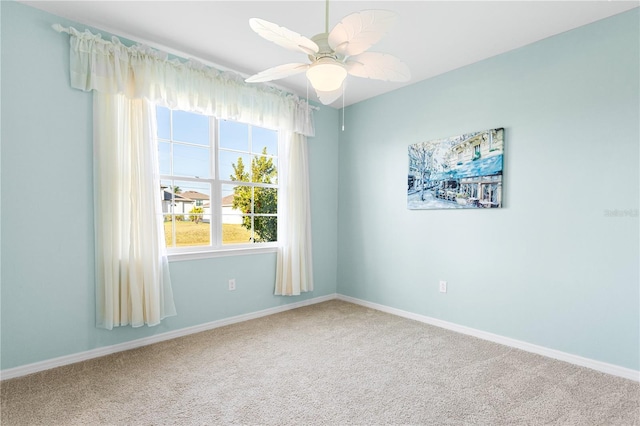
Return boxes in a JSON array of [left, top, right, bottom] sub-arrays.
[[439, 280, 447, 293], [228, 279, 236, 291]]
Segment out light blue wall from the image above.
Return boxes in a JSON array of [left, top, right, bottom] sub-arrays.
[[2, 1, 638, 373], [337, 9, 639, 370], [0, 1, 339, 370]]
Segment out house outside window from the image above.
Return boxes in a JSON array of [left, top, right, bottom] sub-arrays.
[[156, 106, 279, 252]]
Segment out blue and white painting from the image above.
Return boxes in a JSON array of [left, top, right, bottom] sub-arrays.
[[408, 128, 504, 210]]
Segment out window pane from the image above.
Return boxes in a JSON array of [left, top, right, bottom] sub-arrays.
[[254, 187, 277, 214], [163, 213, 212, 247], [222, 184, 252, 245], [173, 144, 210, 178], [254, 216, 277, 243], [156, 106, 171, 140], [220, 151, 251, 182], [253, 126, 278, 156], [251, 154, 277, 184], [222, 184, 251, 214], [172, 110, 209, 146], [171, 179, 210, 214], [175, 217, 210, 247], [158, 141, 171, 175], [219, 120, 249, 151], [222, 215, 252, 245], [166, 181, 211, 247]]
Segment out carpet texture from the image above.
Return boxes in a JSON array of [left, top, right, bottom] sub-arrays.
[[1, 300, 639, 425]]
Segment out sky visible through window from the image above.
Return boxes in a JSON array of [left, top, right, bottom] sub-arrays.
[[156, 106, 278, 188]]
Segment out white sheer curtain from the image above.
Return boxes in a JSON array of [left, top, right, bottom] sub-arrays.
[[55, 25, 316, 323], [57, 25, 314, 136], [276, 132, 314, 295], [94, 92, 176, 329]]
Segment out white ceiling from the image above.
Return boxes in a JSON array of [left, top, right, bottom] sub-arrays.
[[23, 1, 639, 107]]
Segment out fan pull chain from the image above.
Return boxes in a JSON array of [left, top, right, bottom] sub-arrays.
[[341, 83, 345, 131], [306, 78, 309, 117]]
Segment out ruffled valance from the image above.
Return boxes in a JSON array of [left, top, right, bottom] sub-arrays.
[[54, 25, 314, 136]]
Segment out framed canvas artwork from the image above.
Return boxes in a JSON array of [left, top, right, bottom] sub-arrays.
[[408, 128, 504, 210]]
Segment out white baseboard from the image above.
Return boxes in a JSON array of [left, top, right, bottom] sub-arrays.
[[3, 293, 638, 383], [336, 294, 640, 383], [0, 293, 337, 381]]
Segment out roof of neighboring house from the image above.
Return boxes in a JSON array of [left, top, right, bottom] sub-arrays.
[[180, 191, 209, 201], [222, 194, 234, 206], [162, 189, 192, 202]]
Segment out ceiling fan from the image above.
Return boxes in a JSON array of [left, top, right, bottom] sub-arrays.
[[244, 0, 411, 105]]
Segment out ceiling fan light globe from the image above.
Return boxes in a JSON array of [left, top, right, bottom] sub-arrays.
[[306, 59, 347, 92]]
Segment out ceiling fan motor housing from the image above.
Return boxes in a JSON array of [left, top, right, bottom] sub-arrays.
[[309, 33, 345, 63]]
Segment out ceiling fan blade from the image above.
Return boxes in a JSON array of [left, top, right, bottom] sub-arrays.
[[328, 10, 397, 57], [245, 63, 309, 83], [249, 18, 319, 55], [346, 52, 411, 82], [315, 85, 344, 105]]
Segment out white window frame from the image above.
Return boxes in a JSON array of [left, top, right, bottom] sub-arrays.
[[157, 108, 280, 261]]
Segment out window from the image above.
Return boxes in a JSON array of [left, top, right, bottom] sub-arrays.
[[156, 106, 279, 253], [473, 144, 481, 160]]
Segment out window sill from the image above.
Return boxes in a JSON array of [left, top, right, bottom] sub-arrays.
[[167, 245, 278, 262]]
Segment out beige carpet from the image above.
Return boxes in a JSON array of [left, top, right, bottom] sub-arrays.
[[1, 300, 639, 425]]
